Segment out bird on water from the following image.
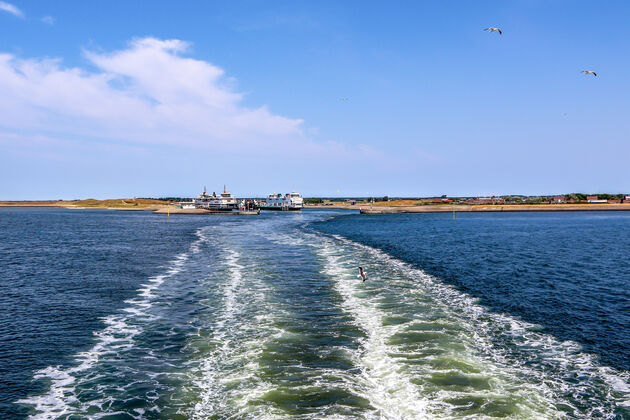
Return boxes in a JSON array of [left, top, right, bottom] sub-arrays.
[[582, 70, 597, 76], [484, 27, 502, 35], [358, 267, 367, 282]]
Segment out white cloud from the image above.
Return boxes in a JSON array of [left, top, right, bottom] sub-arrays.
[[41, 15, 54, 25], [0, 1, 22, 17], [0, 37, 313, 153]]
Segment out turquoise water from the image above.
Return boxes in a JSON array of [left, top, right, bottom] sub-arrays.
[[1, 208, 628, 419]]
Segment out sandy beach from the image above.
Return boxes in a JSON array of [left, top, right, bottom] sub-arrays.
[[0, 199, 168, 211]]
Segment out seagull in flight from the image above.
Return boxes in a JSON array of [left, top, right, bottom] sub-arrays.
[[484, 27, 502, 35], [358, 267, 367, 282], [582, 70, 597, 76], [340, 97, 349, 102]]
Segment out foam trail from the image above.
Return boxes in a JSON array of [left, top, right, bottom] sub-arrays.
[[184, 246, 282, 419], [319, 243, 430, 419], [18, 228, 208, 419], [191, 249, 244, 418], [328, 233, 630, 418]]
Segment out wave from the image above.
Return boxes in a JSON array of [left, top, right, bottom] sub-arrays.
[[17, 227, 209, 419], [181, 244, 285, 419], [310, 231, 630, 418], [320, 245, 430, 418]]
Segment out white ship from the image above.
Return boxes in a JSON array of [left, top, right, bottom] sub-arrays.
[[260, 192, 304, 211], [194, 186, 237, 211]]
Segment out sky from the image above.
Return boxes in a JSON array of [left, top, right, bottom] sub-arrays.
[[0, 0, 629, 199]]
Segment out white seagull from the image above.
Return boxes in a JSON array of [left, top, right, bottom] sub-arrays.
[[581, 70, 597, 76], [339, 97, 349, 102], [484, 27, 502, 35]]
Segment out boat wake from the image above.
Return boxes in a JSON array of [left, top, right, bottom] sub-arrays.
[[15, 214, 630, 419], [308, 231, 630, 418], [17, 228, 209, 419], [181, 246, 284, 419]]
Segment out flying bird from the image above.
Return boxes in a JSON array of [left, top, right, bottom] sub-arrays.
[[581, 70, 597, 76], [358, 267, 367, 282], [484, 27, 502, 35], [340, 98, 349, 102]]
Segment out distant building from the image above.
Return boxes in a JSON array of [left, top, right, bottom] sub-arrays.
[[586, 195, 599, 203], [608, 199, 621, 204], [553, 195, 565, 203], [473, 196, 504, 205]]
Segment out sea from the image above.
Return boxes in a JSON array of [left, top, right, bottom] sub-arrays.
[[0, 207, 628, 419]]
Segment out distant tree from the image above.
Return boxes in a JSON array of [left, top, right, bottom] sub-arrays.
[[596, 193, 623, 200], [304, 198, 323, 204], [441, 194, 447, 198], [525, 196, 544, 204]]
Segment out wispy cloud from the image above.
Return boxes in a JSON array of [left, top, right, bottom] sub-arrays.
[[41, 15, 54, 25], [0, 1, 23, 17], [0, 37, 379, 164], [0, 38, 302, 150]]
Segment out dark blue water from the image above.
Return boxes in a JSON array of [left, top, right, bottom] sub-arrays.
[[314, 211, 630, 372], [1, 207, 629, 419], [0, 207, 209, 418]]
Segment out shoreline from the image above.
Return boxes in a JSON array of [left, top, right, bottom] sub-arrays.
[[308, 203, 630, 213], [0, 203, 259, 215], [4, 202, 630, 214], [0, 199, 168, 211]]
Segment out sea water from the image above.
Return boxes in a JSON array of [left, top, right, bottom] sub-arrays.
[[0, 207, 628, 419]]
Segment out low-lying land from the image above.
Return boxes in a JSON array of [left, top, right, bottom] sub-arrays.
[[4, 199, 630, 214], [0, 198, 171, 210], [309, 202, 630, 213]]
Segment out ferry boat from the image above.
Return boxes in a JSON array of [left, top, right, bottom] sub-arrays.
[[194, 186, 237, 211], [260, 192, 304, 211]]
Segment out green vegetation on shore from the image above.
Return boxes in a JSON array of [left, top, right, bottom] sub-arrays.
[[0, 198, 171, 208]]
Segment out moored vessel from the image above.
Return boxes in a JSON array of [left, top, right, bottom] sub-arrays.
[[260, 192, 303, 211], [194, 186, 238, 211]]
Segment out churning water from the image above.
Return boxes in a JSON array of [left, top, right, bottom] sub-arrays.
[[1, 208, 628, 419]]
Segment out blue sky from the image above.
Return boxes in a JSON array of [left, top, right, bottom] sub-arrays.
[[1, 1, 629, 199]]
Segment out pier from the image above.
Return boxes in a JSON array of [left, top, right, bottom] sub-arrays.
[[153, 207, 260, 215]]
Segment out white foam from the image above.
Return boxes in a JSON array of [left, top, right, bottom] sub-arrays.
[[18, 227, 209, 419], [318, 243, 430, 419], [323, 232, 630, 418], [183, 245, 285, 420]]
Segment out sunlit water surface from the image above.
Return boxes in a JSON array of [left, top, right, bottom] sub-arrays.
[[1, 208, 628, 419]]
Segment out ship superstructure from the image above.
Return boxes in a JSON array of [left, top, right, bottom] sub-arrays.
[[194, 186, 237, 211]]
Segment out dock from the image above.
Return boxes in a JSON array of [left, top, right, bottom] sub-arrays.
[[154, 207, 260, 215]]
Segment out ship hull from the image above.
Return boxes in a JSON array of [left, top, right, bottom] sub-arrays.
[[259, 206, 302, 211]]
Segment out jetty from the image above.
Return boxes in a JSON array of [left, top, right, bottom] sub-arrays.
[[153, 207, 259, 215]]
